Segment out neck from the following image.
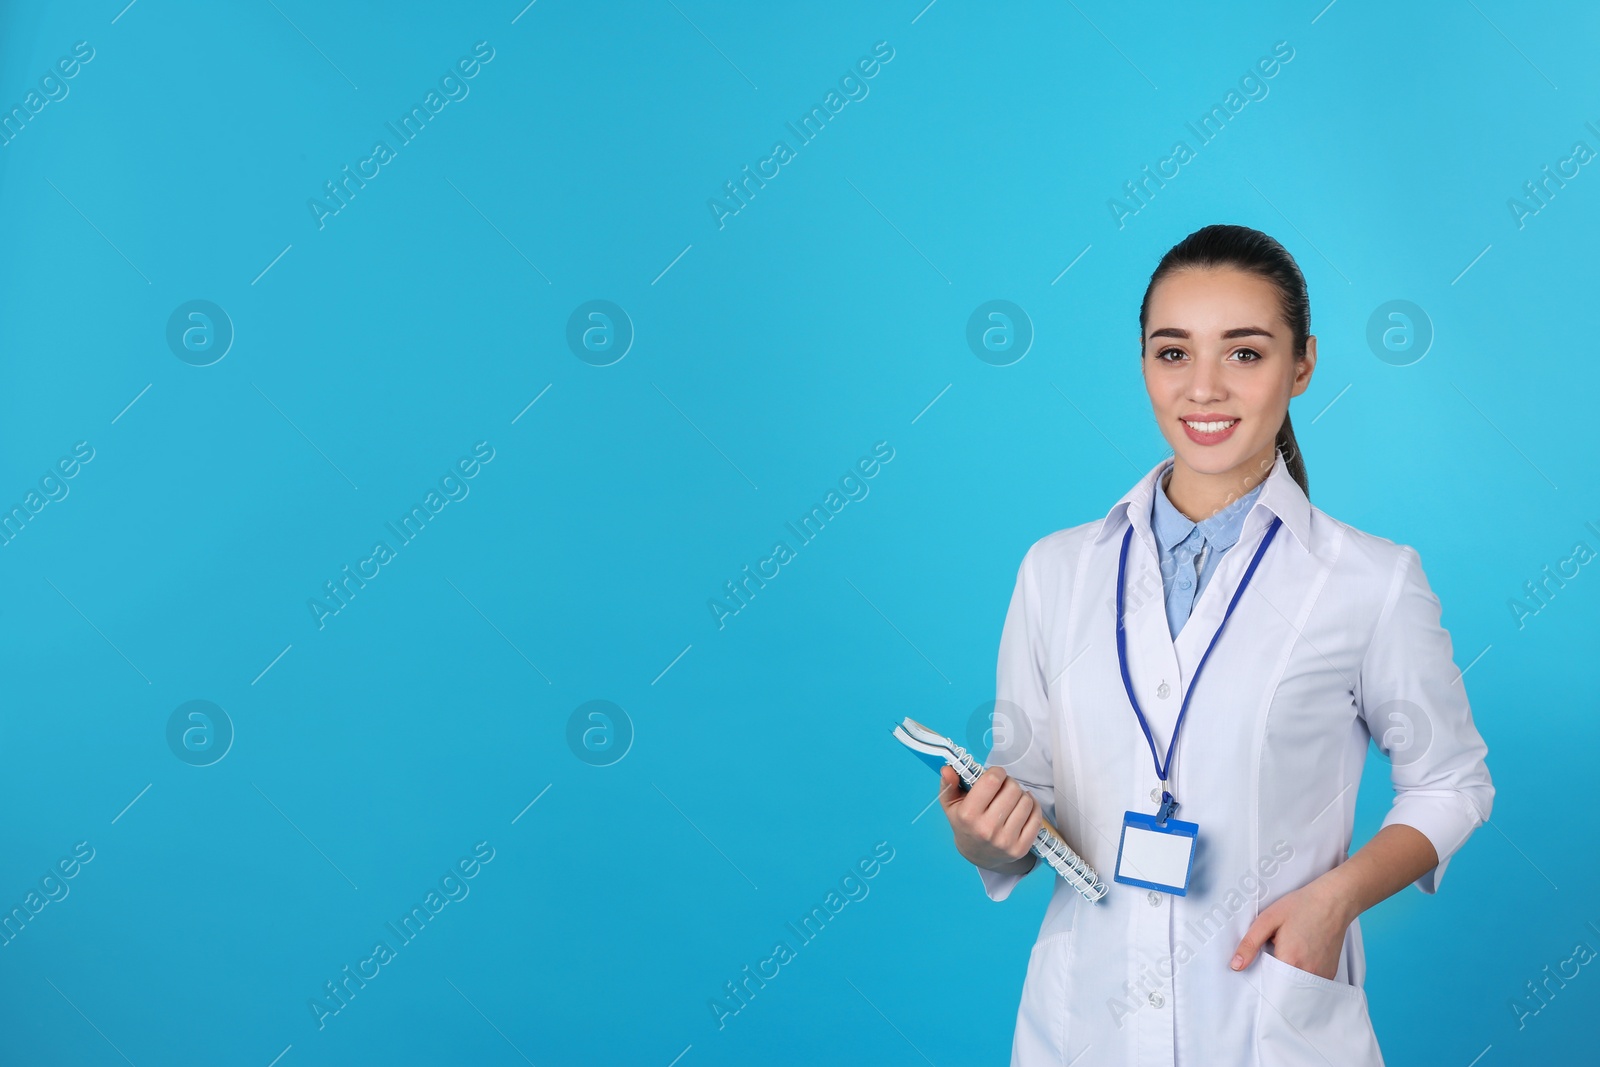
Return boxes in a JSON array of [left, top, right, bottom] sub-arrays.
[[1162, 442, 1277, 523]]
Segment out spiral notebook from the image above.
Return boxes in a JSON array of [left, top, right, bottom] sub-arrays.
[[893, 716, 1108, 903]]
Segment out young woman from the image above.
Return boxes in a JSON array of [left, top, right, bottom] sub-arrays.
[[938, 224, 1494, 1066]]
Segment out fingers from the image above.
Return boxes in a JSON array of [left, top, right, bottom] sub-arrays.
[[966, 764, 1006, 807], [1022, 802, 1045, 845], [943, 765, 1001, 827], [972, 773, 1030, 846], [936, 766, 962, 812], [1000, 790, 1039, 857], [1231, 913, 1275, 971], [941, 764, 1044, 857], [972, 772, 1022, 834]]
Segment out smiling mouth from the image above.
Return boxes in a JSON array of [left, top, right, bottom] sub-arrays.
[[1181, 417, 1238, 433]]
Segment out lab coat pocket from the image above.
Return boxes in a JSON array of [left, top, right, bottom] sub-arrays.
[[1254, 949, 1385, 1067], [1012, 932, 1073, 1066]]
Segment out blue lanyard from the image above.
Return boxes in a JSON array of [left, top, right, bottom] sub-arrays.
[[1115, 514, 1283, 822]]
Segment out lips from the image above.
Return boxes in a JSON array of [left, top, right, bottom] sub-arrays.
[[1180, 416, 1239, 445]]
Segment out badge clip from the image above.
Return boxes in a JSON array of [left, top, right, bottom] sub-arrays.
[[1155, 786, 1178, 825]]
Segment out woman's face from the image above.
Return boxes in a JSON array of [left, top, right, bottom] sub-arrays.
[[1140, 266, 1315, 483]]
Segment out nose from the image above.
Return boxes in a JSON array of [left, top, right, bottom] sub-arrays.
[[1186, 354, 1226, 403]]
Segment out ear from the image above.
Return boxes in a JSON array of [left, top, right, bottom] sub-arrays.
[[1289, 336, 1317, 397]]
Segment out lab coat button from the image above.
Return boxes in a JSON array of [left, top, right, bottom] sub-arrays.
[[1149, 787, 1162, 803], [1147, 890, 1163, 906], [1156, 681, 1170, 699], [1148, 990, 1164, 1008]]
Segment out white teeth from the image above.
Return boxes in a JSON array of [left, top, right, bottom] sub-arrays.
[[1183, 419, 1237, 433]]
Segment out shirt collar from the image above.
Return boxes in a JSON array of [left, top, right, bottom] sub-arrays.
[[1092, 447, 1313, 558], [1150, 464, 1263, 556]]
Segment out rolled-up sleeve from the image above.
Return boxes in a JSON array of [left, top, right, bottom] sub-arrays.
[[1356, 544, 1494, 894], [977, 544, 1059, 902]]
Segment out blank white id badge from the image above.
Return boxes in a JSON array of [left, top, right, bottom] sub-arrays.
[[1113, 811, 1199, 895]]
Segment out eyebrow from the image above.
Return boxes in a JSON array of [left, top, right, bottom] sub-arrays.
[[1146, 326, 1275, 341]]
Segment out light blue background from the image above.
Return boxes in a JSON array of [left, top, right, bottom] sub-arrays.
[[2, 1, 1596, 1064]]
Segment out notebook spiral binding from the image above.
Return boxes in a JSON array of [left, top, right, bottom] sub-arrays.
[[894, 718, 1108, 903]]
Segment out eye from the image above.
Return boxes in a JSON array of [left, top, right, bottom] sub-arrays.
[[1154, 346, 1187, 363], [1231, 347, 1263, 363]]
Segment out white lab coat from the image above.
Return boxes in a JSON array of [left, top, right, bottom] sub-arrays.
[[980, 449, 1494, 1066]]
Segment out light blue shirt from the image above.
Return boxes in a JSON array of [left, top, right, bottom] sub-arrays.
[[1150, 463, 1264, 638]]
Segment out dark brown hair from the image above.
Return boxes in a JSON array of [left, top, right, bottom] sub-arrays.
[[1139, 223, 1310, 498]]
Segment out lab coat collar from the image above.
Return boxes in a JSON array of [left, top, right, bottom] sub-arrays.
[[1092, 446, 1313, 559], [1150, 467, 1263, 557]]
